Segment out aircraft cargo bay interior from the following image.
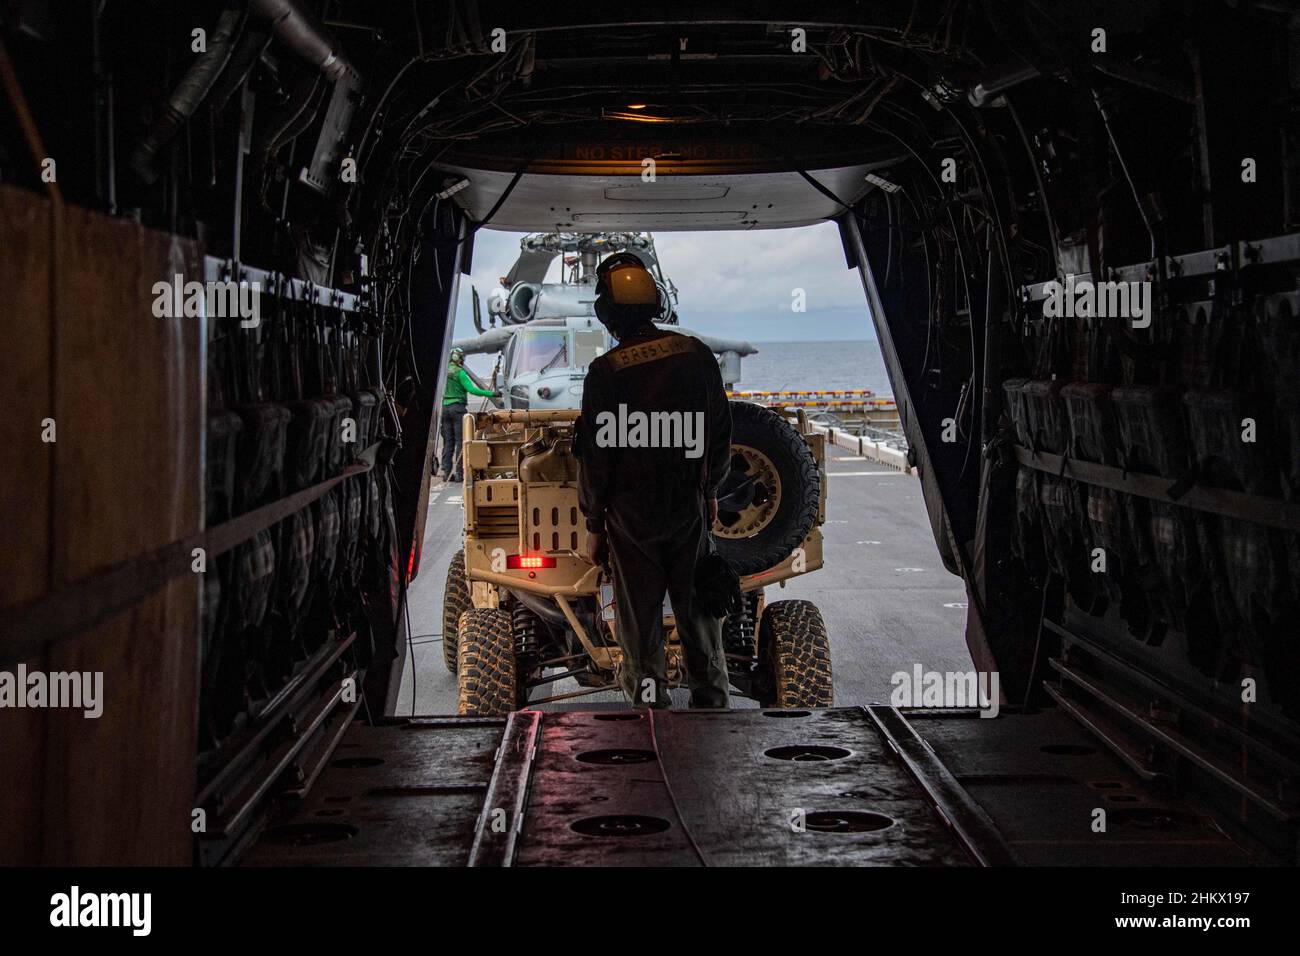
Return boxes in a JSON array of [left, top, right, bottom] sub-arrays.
[[0, 0, 1296, 930]]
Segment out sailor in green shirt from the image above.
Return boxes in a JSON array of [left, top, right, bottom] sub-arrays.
[[439, 347, 498, 481]]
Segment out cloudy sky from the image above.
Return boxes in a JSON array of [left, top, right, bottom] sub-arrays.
[[452, 221, 877, 344]]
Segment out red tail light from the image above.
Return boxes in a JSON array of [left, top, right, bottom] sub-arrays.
[[507, 553, 556, 570]]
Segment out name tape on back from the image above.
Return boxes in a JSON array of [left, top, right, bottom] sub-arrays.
[[607, 335, 695, 371]]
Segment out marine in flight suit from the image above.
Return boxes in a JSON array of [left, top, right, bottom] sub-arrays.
[[576, 254, 733, 708]]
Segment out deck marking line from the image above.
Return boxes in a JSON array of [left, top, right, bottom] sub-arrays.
[[827, 470, 908, 477]]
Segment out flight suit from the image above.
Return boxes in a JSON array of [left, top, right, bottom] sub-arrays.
[[577, 327, 733, 708]]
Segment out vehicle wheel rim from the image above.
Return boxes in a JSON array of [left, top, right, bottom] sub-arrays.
[[715, 445, 781, 538]]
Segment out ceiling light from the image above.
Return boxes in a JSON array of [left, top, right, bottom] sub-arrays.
[[865, 173, 901, 194], [436, 177, 470, 199], [604, 109, 674, 124]]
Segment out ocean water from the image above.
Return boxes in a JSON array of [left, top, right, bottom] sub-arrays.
[[463, 338, 893, 400], [734, 339, 892, 398]]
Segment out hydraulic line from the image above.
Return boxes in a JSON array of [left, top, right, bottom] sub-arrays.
[[128, 8, 242, 184]]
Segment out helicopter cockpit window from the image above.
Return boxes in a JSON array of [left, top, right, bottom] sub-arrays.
[[574, 329, 607, 368], [511, 330, 568, 376]]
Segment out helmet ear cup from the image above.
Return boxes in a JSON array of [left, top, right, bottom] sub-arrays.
[[593, 290, 637, 340]]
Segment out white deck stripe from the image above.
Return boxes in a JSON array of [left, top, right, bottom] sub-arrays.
[[827, 471, 909, 477]]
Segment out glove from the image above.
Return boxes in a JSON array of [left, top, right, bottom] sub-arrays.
[[585, 531, 609, 569], [695, 550, 742, 619]]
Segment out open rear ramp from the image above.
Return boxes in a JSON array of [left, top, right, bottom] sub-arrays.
[[242, 705, 1271, 868], [244, 708, 983, 866]]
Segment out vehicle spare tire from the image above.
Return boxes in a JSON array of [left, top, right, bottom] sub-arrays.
[[713, 401, 820, 577]]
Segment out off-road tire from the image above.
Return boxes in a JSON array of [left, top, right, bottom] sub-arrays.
[[715, 401, 820, 577], [757, 599, 833, 708], [456, 608, 517, 717], [442, 549, 470, 673]]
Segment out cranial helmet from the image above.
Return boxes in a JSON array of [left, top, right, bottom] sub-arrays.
[[595, 252, 659, 307]]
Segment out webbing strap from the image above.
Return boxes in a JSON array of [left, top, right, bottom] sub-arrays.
[[0, 446, 380, 665], [1014, 445, 1300, 532]]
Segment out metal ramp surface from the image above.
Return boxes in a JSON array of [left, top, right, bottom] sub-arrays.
[[243, 707, 1006, 867]]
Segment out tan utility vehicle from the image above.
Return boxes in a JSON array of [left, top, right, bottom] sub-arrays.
[[442, 401, 831, 715]]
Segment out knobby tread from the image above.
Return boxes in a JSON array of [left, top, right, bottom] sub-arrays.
[[759, 599, 833, 708], [456, 608, 517, 717], [442, 549, 470, 673]]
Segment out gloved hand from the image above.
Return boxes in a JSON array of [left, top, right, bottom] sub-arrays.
[[695, 550, 743, 619], [585, 531, 609, 568]]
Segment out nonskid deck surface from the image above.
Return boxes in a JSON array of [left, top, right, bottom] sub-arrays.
[[911, 708, 1276, 866], [508, 707, 973, 866], [243, 707, 978, 866], [240, 716, 505, 867]]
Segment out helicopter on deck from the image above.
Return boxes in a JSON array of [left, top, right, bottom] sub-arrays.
[[453, 232, 757, 410]]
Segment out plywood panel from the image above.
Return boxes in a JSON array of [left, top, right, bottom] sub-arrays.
[[42, 203, 203, 865], [43, 577, 199, 864], [0, 189, 203, 865], [0, 185, 52, 606], [0, 184, 53, 865], [51, 206, 203, 578]]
